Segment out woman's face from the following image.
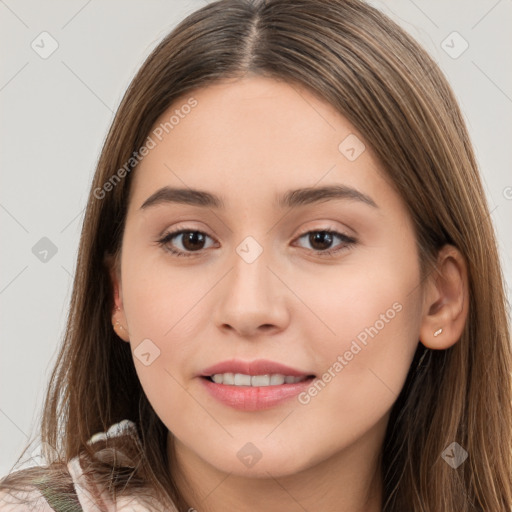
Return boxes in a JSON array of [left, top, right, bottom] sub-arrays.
[[114, 75, 424, 478]]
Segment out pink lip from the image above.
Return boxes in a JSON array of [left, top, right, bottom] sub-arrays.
[[200, 377, 315, 411], [199, 359, 315, 411], [200, 358, 311, 378]]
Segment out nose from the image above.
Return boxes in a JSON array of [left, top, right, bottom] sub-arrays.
[[213, 247, 291, 338]]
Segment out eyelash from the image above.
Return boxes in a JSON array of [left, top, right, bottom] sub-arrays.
[[156, 226, 357, 259]]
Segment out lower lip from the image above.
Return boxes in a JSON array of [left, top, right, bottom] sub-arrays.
[[200, 376, 315, 411]]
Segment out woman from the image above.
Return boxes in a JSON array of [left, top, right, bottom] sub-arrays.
[[1, 0, 511, 510]]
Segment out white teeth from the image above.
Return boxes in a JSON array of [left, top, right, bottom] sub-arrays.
[[270, 374, 285, 385], [252, 375, 273, 386], [234, 373, 251, 386], [212, 374, 224, 384], [209, 373, 308, 387], [223, 373, 234, 385]]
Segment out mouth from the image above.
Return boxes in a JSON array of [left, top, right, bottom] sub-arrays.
[[198, 360, 316, 411], [203, 373, 314, 386], [200, 358, 314, 380]]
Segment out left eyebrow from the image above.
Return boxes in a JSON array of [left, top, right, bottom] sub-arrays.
[[277, 185, 378, 209], [139, 184, 378, 210]]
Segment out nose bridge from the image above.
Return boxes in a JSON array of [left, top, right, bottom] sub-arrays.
[[228, 237, 274, 306]]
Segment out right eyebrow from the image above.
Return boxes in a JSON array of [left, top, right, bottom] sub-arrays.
[[140, 187, 224, 210]]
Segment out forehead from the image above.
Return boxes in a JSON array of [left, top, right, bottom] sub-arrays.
[[128, 76, 395, 215]]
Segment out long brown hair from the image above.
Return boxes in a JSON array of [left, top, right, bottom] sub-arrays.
[[2, 0, 511, 510]]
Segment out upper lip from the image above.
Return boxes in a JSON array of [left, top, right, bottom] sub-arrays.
[[200, 359, 314, 377]]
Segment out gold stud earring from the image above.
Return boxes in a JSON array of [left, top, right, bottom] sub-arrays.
[[112, 317, 127, 335], [433, 328, 443, 337], [114, 320, 126, 331]]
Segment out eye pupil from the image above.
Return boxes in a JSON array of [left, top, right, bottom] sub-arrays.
[[310, 231, 333, 250], [182, 231, 205, 251]]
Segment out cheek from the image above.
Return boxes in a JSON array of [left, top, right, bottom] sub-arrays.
[[296, 241, 423, 432], [120, 229, 209, 339], [119, 246, 222, 415], [121, 263, 210, 365], [120, 261, 211, 431], [300, 240, 421, 349]]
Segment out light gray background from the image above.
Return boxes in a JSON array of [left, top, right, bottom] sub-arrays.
[[1, 0, 511, 475]]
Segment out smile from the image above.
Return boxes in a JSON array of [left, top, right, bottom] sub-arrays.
[[208, 373, 309, 386]]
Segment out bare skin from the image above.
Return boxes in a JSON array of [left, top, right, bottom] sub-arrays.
[[111, 75, 468, 512]]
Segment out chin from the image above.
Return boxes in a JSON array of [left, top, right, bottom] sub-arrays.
[[201, 442, 316, 478]]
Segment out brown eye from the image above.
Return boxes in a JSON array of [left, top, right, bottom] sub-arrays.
[[157, 229, 215, 257], [308, 231, 335, 251], [180, 231, 207, 251], [295, 229, 356, 257]]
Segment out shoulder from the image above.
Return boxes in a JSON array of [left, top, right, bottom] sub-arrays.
[[0, 455, 153, 512], [0, 420, 169, 511], [0, 485, 53, 511], [0, 458, 149, 511], [0, 457, 97, 512]]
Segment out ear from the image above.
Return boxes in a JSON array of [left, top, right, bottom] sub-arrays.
[[107, 254, 130, 343], [419, 244, 469, 350]]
